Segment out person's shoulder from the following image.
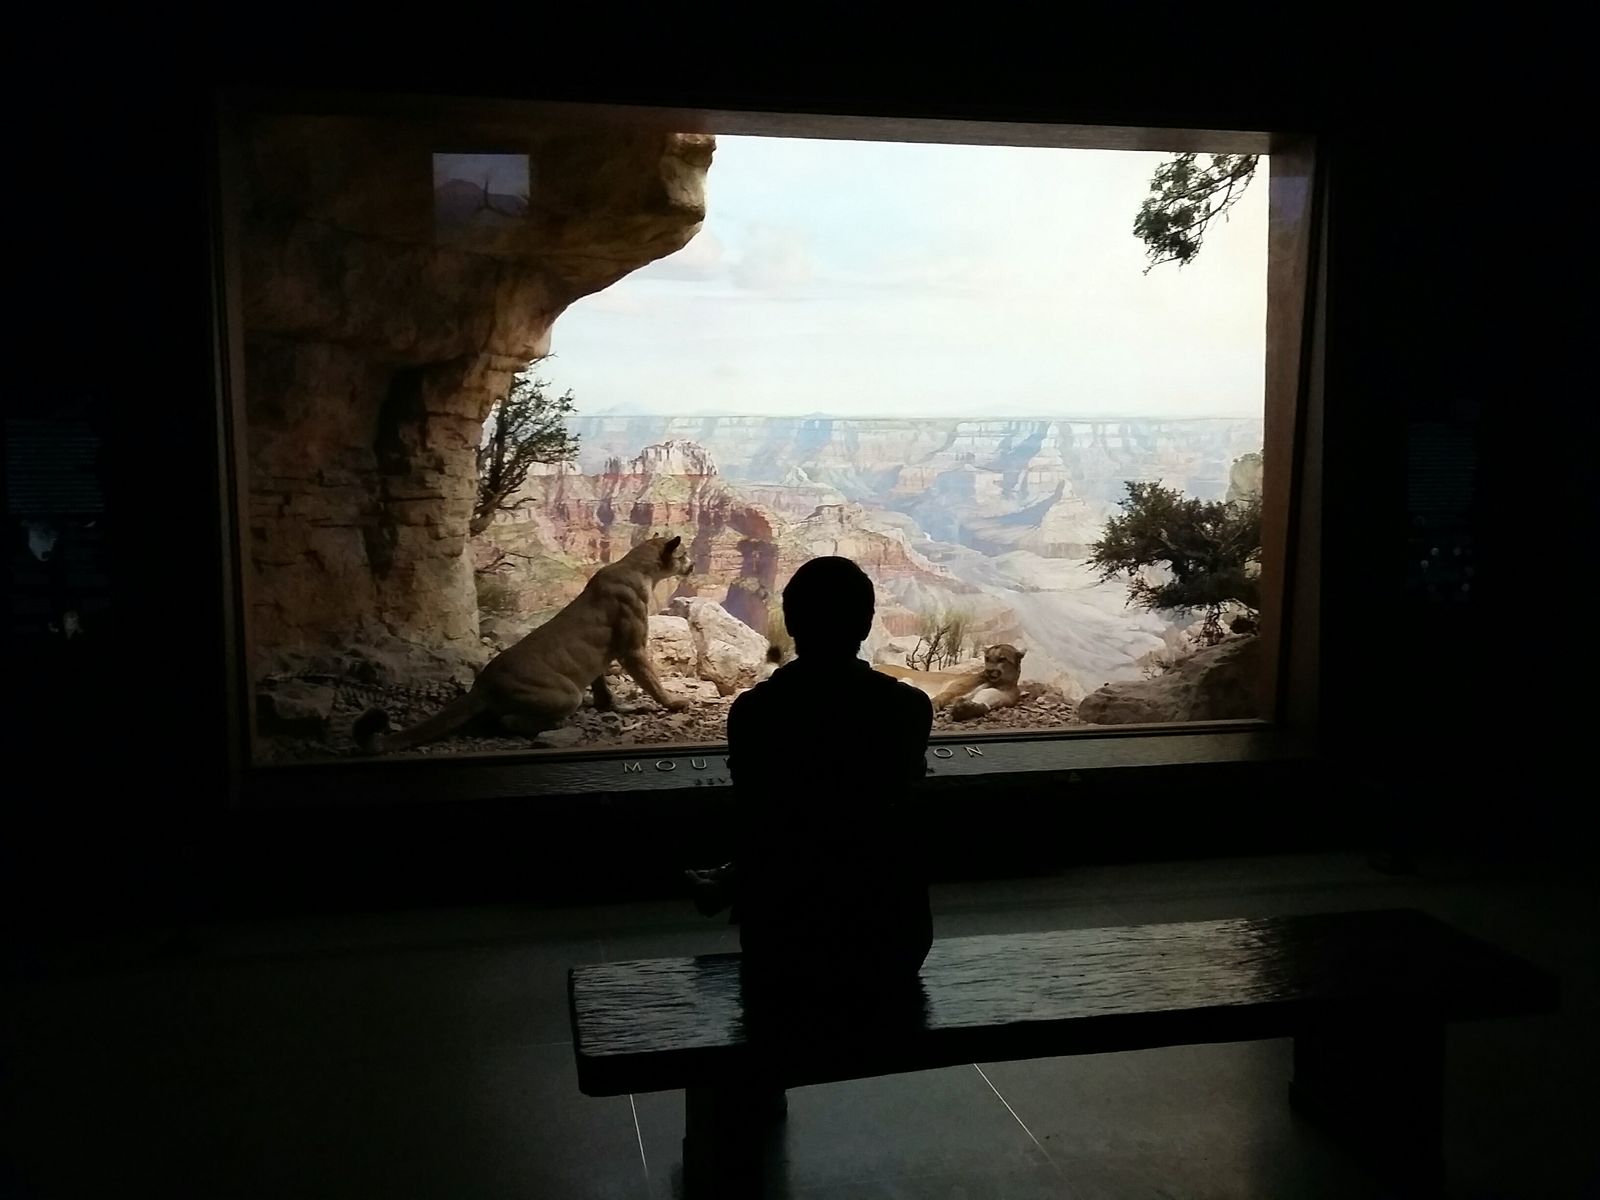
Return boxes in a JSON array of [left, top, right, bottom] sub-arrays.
[[730, 668, 788, 718], [729, 682, 764, 720]]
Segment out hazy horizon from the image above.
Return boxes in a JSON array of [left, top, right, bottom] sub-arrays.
[[539, 135, 1269, 420], [571, 408, 1264, 422]]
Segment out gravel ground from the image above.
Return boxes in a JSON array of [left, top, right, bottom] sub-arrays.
[[256, 675, 1081, 763]]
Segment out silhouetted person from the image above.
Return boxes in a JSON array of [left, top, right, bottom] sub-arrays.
[[696, 556, 935, 1002]]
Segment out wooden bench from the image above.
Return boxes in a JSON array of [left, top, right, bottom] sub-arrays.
[[569, 909, 1557, 1195]]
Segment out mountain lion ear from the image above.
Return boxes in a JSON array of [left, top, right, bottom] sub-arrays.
[[1017, 648, 1026, 659], [662, 535, 682, 556]]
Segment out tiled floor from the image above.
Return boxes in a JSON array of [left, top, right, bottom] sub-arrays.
[[2, 852, 1594, 1198]]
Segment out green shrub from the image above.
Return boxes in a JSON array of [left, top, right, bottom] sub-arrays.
[[1089, 480, 1261, 644]]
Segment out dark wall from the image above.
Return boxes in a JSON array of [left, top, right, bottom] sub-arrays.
[[6, 35, 1578, 935]]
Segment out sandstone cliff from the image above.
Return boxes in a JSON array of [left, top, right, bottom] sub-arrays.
[[567, 415, 1261, 504], [238, 106, 713, 676], [475, 440, 956, 639], [566, 415, 1261, 563]]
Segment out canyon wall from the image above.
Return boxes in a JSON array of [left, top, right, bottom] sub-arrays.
[[567, 416, 1261, 503], [476, 440, 957, 639], [566, 415, 1261, 559], [237, 108, 713, 671]]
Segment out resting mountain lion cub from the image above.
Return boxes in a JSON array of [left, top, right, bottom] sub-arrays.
[[354, 534, 694, 754], [874, 643, 1026, 721]]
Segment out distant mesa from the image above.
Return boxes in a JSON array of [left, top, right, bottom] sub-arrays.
[[613, 439, 719, 477]]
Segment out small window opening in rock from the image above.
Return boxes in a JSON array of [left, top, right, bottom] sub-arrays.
[[433, 153, 532, 242]]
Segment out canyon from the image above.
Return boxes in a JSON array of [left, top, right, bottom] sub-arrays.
[[474, 414, 1264, 700], [232, 101, 1268, 757]]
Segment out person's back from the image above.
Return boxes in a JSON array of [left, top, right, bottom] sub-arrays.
[[727, 557, 934, 988]]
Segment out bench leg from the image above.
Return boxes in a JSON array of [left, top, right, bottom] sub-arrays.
[[682, 1085, 784, 1197], [1289, 1018, 1446, 1193]]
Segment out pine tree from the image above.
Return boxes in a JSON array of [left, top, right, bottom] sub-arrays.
[[1089, 480, 1262, 644], [472, 359, 579, 536]]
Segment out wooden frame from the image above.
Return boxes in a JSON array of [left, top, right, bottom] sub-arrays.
[[1256, 138, 1323, 730], [207, 94, 257, 784], [210, 89, 1325, 806]]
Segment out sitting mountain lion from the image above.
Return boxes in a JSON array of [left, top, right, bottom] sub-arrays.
[[874, 643, 1026, 720], [354, 534, 694, 753]]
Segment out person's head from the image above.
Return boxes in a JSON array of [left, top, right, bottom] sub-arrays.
[[782, 556, 875, 659]]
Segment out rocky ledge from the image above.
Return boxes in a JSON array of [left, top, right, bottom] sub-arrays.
[[256, 672, 1083, 762], [255, 598, 1085, 761], [1076, 635, 1260, 724]]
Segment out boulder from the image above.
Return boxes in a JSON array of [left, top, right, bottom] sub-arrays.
[[667, 597, 769, 696], [256, 681, 337, 735], [668, 596, 768, 657], [647, 615, 697, 674], [1076, 636, 1261, 725], [697, 638, 759, 696]]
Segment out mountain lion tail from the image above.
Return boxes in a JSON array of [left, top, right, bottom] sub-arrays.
[[353, 692, 487, 754]]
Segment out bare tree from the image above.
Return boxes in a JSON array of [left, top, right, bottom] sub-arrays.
[[473, 174, 531, 218], [906, 608, 971, 671]]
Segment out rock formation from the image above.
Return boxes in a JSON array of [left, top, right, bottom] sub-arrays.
[[563, 415, 1260, 562], [477, 441, 956, 640], [1075, 636, 1262, 725], [477, 440, 777, 623], [629, 439, 718, 476], [665, 597, 770, 695], [1227, 451, 1265, 503], [237, 105, 713, 679], [566, 415, 1262, 505]]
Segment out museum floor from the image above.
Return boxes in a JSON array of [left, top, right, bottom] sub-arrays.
[[4, 852, 1594, 1199]]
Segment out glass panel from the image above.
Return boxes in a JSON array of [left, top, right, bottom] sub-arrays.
[[230, 100, 1274, 763]]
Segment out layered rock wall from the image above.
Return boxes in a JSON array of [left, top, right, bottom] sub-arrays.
[[236, 106, 712, 670], [567, 415, 1262, 503], [477, 443, 957, 639]]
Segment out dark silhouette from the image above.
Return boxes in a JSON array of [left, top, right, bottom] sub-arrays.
[[690, 556, 935, 1004]]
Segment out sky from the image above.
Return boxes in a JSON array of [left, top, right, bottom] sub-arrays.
[[434, 152, 529, 195], [545, 136, 1268, 419]]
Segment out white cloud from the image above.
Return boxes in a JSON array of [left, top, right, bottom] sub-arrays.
[[641, 229, 726, 281], [551, 136, 1269, 418], [730, 225, 814, 292]]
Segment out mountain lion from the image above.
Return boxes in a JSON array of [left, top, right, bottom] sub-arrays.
[[874, 643, 1026, 720], [354, 534, 694, 753]]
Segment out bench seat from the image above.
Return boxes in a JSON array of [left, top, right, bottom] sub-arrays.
[[569, 909, 1557, 1192]]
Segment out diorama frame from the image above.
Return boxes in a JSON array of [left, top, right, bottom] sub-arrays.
[[208, 89, 1325, 809]]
